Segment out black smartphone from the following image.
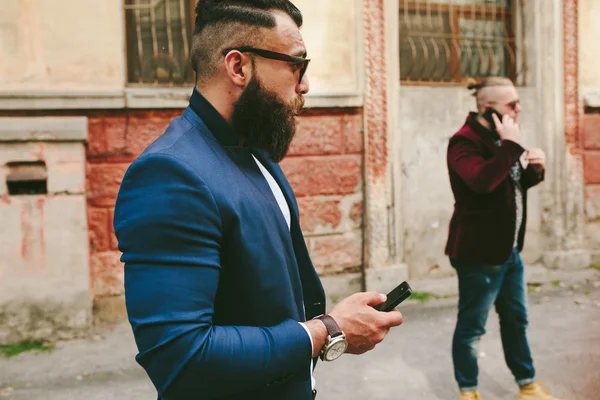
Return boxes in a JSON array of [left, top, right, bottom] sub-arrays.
[[373, 281, 412, 312], [482, 107, 503, 130]]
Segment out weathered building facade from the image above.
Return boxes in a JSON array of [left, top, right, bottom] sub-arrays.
[[0, 0, 597, 342]]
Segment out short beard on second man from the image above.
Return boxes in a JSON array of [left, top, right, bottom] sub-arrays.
[[231, 74, 305, 162]]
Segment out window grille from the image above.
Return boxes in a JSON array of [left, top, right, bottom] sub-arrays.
[[124, 0, 196, 85], [399, 0, 525, 85]]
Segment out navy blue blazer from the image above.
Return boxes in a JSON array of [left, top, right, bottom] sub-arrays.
[[114, 90, 326, 399]]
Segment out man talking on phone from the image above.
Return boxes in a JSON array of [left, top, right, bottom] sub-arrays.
[[113, 1, 403, 399], [445, 77, 560, 400]]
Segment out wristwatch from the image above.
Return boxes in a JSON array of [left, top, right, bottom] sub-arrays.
[[316, 314, 347, 361]]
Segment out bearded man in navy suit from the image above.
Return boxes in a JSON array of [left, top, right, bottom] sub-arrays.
[[114, 1, 403, 399]]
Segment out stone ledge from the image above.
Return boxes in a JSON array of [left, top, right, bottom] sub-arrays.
[[0, 88, 363, 110], [125, 87, 190, 109], [0, 293, 91, 345], [404, 265, 600, 300], [365, 263, 409, 294], [542, 249, 592, 270], [591, 250, 600, 265], [583, 86, 600, 108], [408, 275, 458, 298], [320, 272, 363, 312], [0, 90, 125, 110], [125, 88, 364, 109], [93, 295, 127, 327], [304, 93, 363, 109], [546, 268, 600, 285], [0, 117, 88, 142]]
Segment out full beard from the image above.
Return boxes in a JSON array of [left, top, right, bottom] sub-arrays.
[[231, 75, 304, 162]]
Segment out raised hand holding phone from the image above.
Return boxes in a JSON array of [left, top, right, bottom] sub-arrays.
[[491, 112, 520, 143], [482, 107, 503, 130]]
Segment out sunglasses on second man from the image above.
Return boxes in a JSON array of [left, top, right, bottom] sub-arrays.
[[222, 46, 310, 85], [492, 99, 521, 111]]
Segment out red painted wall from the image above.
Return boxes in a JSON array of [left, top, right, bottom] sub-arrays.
[[85, 108, 365, 302]]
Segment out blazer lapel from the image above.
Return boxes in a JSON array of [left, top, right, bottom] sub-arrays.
[[184, 94, 322, 317], [251, 149, 326, 319], [250, 149, 299, 220], [223, 146, 293, 235], [183, 98, 325, 317], [224, 147, 307, 319]]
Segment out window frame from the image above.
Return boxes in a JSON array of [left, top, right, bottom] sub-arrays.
[[123, 0, 197, 87], [399, 1, 517, 85]]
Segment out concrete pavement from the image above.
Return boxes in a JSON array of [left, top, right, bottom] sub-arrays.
[[1, 273, 599, 400]]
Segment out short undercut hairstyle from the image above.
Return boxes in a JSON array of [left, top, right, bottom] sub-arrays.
[[191, 0, 303, 86], [466, 76, 514, 112]]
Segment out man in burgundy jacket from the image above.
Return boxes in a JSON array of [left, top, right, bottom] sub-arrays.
[[445, 77, 560, 400]]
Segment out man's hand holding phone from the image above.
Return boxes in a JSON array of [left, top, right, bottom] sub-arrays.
[[304, 282, 410, 358], [327, 292, 404, 355], [491, 112, 520, 143]]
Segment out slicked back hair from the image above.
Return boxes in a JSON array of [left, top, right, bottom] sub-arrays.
[[191, 0, 303, 86]]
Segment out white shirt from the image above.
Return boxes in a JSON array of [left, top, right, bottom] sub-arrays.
[[252, 155, 315, 390]]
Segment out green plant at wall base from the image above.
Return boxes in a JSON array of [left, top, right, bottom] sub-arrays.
[[0, 341, 55, 358], [591, 264, 600, 272], [551, 280, 561, 288], [410, 291, 439, 302]]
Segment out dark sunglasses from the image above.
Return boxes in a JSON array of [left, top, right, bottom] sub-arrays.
[[506, 100, 520, 110], [493, 99, 520, 110], [222, 46, 310, 84]]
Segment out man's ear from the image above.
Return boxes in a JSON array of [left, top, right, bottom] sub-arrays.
[[224, 51, 252, 88]]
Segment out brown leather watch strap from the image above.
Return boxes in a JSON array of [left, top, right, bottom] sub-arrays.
[[316, 314, 343, 338]]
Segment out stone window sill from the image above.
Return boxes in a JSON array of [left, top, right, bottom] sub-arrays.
[[583, 87, 600, 108], [0, 88, 363, 110]]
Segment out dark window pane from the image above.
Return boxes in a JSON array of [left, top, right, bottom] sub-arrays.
[[125, 0, 194, 85]]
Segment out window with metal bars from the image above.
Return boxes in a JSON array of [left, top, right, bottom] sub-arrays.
[[124, 0, 196, 85], [399, 0, 524, 85]]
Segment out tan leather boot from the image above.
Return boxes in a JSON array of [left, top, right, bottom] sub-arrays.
[[518, 382, 563, 400], [459, 390, 482, 400]]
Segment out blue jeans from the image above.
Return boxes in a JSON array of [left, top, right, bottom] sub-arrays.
[[450, 248, 536, 391]]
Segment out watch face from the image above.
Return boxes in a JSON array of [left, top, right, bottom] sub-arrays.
[[324, 339, 348, 361]]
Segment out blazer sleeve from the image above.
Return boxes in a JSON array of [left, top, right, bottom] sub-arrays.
[[447, 136, 526, 194], [114, 153, 312, 399]]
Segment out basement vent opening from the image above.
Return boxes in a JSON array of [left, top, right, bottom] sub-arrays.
[[6, 161, 48, 195]]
